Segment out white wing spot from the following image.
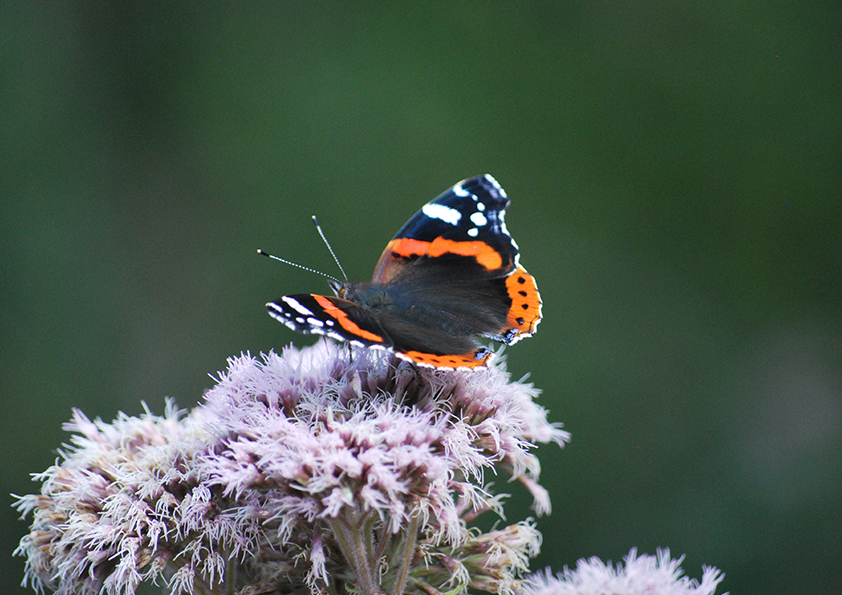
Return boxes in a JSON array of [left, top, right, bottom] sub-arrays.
[[477, 202, 486, 211], [470, 211, 488, 227], [306, 317, 325, 327], [468, 228, 479, 237], [422, 202, 461, 225], [453, 183, 470, 197], [282, 296, 315, 316]]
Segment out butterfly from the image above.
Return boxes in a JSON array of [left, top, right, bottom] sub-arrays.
[[265, 174, 541, 369]]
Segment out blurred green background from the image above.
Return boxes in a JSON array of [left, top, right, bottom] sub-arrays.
[[2, 3, 840, 594]]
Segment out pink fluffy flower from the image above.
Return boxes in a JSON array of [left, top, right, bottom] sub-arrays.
[[15, 341, 567, 595], [521, 549, 725, 595]]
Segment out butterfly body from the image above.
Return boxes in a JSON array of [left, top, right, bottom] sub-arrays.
[[266, 174, 541, 369]]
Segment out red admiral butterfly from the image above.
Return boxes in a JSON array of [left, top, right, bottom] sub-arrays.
[[265, 174, 541, 369]]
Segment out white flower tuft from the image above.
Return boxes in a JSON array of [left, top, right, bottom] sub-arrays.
[[521, 549, 725, 595]]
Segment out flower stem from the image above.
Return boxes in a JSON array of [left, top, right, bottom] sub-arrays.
[[329, 508, 381, 595], [391, 513, 419, 595], [412, 578, 444, 595]]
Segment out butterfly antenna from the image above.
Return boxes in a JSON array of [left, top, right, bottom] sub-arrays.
[[256, 249, 341, 283], [312, 215, 348, 281]]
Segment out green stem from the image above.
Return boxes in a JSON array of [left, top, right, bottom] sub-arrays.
[[328, 508, 381, 595], [410, 578, 444, 595], [391, 513, 419, 595], [226, 554, 236, 595]]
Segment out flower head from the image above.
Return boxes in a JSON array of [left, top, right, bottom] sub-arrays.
[[15, 340, 568, 595], [521, 549, 725, 595]]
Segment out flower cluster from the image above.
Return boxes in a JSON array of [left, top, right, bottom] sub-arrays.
[[15, 341, 568, 595]]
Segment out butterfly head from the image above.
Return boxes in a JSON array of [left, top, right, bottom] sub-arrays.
[[328, 279, 348, 299]]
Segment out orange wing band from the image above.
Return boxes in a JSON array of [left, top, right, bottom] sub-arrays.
[[385, 238, 504, 271], [400, 349, 492, 369], [312, 295, 384, 343]]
